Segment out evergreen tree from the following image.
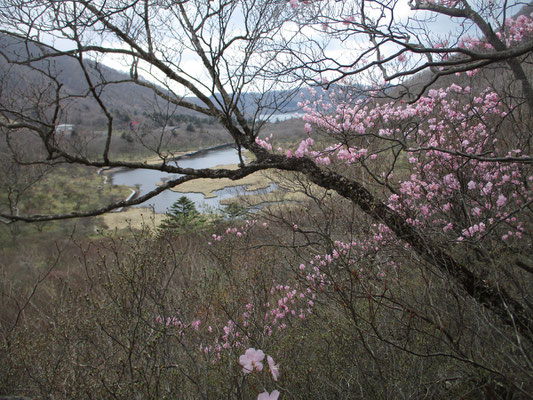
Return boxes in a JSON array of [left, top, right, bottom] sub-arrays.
[[222, 202, 248, 220], [159, 196, 205, 233]]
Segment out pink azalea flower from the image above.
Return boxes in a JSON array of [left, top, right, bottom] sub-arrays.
[[191, 320, 201, 330], [289, 0, 298, 9], [258, 390, 280, 400], [239, 348, 265, 373], [267, 355, 279, 381], [496, 194, 507, 208]]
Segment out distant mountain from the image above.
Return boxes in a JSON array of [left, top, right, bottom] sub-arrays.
[[0, 34, 196, 128], [0, 33, 312, 131]]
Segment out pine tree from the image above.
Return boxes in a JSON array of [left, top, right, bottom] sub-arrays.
[[159, 196, 205, 233]]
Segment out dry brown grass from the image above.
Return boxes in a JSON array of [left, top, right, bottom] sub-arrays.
[[100, 207, 164, 231], [169, 163, 273, 197]]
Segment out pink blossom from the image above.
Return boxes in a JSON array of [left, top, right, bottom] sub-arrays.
[[481, 182, 493, 195], [300, 80, 530, 244], [343, 15, 355, 25], [255, 137, 272, 151], [316, 156, 331, 165], [289, 0, 298, 9], [191, 320, 201, 330], [258, 390, 280, 400], [239, 348, 265, 374], [267, 355, 280, 381], [496, 194, 507, 208]]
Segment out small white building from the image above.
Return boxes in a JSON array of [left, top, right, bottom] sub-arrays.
[[56, 124, 74, 134]]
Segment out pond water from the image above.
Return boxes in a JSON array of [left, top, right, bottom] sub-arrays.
[[262, 112, 304, 123], [111, 145, 274, 213]]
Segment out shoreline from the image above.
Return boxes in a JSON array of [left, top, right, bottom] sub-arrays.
[[176, 143, 236, 159], [112, 188, 138, 213], [97, 143, 236, 176], [96, 143, 281, 215], [98, 143, 240, 213]]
